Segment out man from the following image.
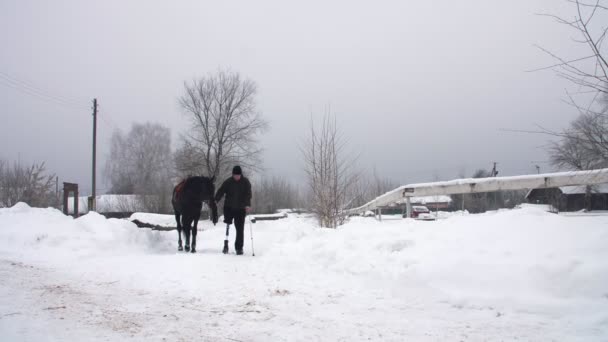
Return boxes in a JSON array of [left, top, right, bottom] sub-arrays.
[[215, 165, 252, 255]]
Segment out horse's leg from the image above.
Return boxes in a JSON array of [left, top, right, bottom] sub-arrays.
[[183, 216, 192, 252], [175, 211, 183, 251], [191, 212, 201, 253]]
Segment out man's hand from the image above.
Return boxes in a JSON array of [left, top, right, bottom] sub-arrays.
[[245, 206, 251, 213]]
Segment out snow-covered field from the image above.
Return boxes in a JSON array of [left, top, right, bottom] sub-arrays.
[[1, 203, 608, 341]]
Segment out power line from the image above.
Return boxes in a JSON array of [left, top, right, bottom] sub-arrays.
[[0, 71, 88, 104], [0, 71, 88, 110], [97, 104, 121, 131], [0, 77, 85, 110]]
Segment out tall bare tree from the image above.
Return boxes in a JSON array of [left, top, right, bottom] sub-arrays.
[[0, 160, 57, 208], [301, 114, 358, 228], [104, 122, 173, 213], [536, 1, 608, 173], [176, 70, 268, 180], [536, 0, 607, 103], [550, 112, 608, 170]]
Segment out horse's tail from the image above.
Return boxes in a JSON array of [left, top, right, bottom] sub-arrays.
[[208, 199, 219, 225], [173, 179, 186, 203]]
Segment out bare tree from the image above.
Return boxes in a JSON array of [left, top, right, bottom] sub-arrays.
[[176, 70, 268, 180], [301, 114, 358, 228], [104, 122, 173, 213], [535, 0, 607, 104], [252, 176, 304, 214], [533, 1, 608, 175], [349, 168, 398, 208], [550, 112, 608, 169], [0, 160, 57, 208]]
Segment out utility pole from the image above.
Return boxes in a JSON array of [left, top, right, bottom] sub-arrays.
[[536, 165, 541, 174], [491, 162, 498, 210], [91, 98, 98, 212], [491, 162, 498, 177], [55, 176, 59, 208]]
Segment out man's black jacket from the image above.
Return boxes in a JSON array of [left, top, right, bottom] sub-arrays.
[[215, 176, 252, 209]]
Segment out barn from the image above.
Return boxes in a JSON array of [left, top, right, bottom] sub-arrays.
[[526, 185, 608, 212]]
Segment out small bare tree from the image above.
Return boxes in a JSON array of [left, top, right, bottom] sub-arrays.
[[301, 114, 358, 228], [0, 160, 57, 208], [349, 169, 398, 208], [176, 70, 268, 180], [104, 122, 173, 213]]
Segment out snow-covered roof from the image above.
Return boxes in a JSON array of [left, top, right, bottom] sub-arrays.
[[396, 195, 452, 205], [347, 168, 608, 215]]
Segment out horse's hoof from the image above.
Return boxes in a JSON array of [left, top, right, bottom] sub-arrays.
[[185, 246, 190, 252], [191, 248, 196, 253], [178, 246, 183, 251]]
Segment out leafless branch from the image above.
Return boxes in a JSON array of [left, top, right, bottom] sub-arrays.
[[176, 70, 268, 182]]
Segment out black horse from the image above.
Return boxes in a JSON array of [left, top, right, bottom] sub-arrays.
[[172, 176, 219, 253]]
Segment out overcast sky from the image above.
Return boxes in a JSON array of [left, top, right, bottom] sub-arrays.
[[0, 0, 589, 194]]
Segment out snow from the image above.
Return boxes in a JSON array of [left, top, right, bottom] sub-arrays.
[[408, 195, 452, 204], [250, 213, 288, 219], [130, 212, 176, 227], [1, 203, 608, 340]]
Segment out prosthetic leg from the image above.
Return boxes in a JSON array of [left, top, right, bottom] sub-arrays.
[[222, 223, 230, 254]]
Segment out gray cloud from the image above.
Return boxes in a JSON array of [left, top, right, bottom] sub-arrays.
[[0, 0, 586, 194]]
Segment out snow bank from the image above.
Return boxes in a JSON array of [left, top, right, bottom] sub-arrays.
[[266, 207, 608, 313], [0, 203, 173, 262], [1, 203, 608, 340]]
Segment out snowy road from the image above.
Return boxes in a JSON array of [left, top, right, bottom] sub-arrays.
[[1, 204, 607, 341]]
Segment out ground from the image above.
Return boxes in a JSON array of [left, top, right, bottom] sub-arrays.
[[1, 203, 607, 341]]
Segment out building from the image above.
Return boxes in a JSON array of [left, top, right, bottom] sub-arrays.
[[377, 195, 453, 215], [526, 185, 608, 212]]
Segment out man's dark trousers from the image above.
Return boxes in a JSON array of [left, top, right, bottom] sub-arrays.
[[224, 206, 246, 251]]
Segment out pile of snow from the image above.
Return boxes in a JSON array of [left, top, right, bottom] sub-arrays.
[[1, 203, 608, 340], [251, 212, 288, 220], [0, 203, 173, 261]]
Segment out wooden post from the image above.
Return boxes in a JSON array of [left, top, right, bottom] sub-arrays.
[[91, 98, 97, 212], [405, 197, 412, 218], [62, 189, 68, 215], [62, 183, 79, 217], [462, 193, 465, 214], [74, 188, 79, 218]]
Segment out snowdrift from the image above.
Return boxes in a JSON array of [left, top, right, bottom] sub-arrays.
[[0, 203, 173, 261], [1, 203, 608, 340]]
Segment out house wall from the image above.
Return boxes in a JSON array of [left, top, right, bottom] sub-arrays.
[[527, 189, 608, 211]]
